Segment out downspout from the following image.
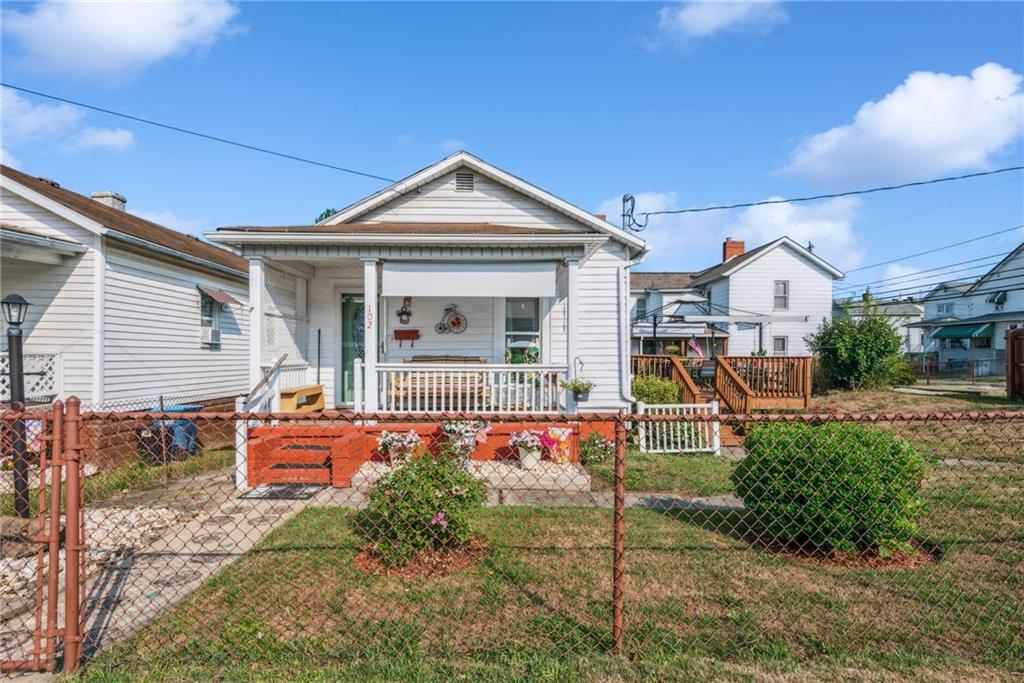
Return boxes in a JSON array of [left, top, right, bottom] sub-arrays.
[[619, 253, 646, 406]]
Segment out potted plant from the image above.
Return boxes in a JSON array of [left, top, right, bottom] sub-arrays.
[[664, 343, 681, 356], [440, 419, 490, 465], [376, 429, 421, 466], [509, 430, 543, 469], [560, 377, 594, 402]]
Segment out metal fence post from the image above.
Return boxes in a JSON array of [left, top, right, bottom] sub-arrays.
[[612, 412, 626, 654], [45, 401, 64, 669], [62, 397, 83, 672]]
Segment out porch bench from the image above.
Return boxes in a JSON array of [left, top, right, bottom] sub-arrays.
[[386, 371, 490, 408]]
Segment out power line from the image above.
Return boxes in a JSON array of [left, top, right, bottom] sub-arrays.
[[635, 167, 1024, 218], [1, 83, 397, 184], [843, 224, 1024, 274], [843, 266, 1024, 305], [835, 251, 1011, 291]]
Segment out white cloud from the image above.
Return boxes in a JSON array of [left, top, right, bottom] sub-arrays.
[[656, 2, 787, 43], [1, 146, 22, 169], [785, 62, 1024, 184], [599, 192, 863, 271], [438, 138, 467, 153], [2, 1, 240, 81], [1, 87, 82, 145], [129, 209, 207, 235], [69, 127, 135, 152]]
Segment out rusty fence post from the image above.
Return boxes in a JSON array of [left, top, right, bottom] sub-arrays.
[[45, 402, 63, 669], [62, 397, 83, 672], [612, 412, 626, 654]]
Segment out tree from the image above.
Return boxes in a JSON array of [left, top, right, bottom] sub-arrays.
[[807, 306, 907, 390], [315, 208, 338, 223]]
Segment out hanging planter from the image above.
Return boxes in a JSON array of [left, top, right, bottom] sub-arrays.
[[559, 378, 594, 402]]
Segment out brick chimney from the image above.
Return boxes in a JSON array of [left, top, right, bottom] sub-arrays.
[[91, 190, 126, 211], [595, 213, 607, 222], [722, 238, 745, 262]]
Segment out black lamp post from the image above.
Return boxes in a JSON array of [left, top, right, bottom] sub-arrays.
[[3, 293, 32, 518]]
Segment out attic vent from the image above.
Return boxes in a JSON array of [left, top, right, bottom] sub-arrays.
[[455, 172, 475, 192]]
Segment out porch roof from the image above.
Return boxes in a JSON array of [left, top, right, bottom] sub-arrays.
[[215, 222, 584, 235]]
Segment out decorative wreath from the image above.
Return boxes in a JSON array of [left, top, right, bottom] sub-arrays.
[[435, 304, 468, 334]]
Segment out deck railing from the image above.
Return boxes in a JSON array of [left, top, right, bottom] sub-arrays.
[[713, 357, 752, 414], [724, 356, 813, 406], [376, 363, 568, 413], [630, 354, 707, 403]]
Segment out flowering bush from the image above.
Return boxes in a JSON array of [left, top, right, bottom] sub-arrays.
[[440, 419, 490, 461], [356, 455, 485, 567], [376, 430, 422, 464], [579, 433, 614, 465]]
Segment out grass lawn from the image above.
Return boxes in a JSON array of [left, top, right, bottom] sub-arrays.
[[811, 388, 1021, 413], [588, 450, 736, 495], [79, 461, 1023, 682]]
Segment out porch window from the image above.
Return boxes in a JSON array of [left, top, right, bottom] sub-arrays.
[[505, 298, 540, 363]]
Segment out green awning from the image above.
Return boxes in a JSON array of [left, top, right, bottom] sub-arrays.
[[932, 323, 993, 339], [985, 291, 1007, 304]]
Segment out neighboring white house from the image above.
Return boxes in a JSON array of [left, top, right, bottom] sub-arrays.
[[209, 151, 648, 413], [1, 164, 250, 408], [630, 237, 843, 356], [833, 297, 925, 354], [911, 242, 1024, 372]]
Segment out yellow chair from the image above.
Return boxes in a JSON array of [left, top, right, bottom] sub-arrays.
[[279, 384, 325, 413]]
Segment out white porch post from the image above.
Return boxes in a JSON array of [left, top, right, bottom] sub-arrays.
[[362, 258, 379, 411], [566, 258, 580, 413], [248, 256, 265, 390]]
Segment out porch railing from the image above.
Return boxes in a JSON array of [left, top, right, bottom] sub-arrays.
[[375, 363, 569, 413], [1, 352, 62, 404]]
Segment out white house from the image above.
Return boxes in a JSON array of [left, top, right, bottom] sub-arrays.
[[630, 237, 843, 356], [1, 164, 250, 409], [209, 151, 648, 414], [911, 243, 1024, 372]]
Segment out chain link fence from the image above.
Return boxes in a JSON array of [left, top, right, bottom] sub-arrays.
[[2, 404, 1022, 678]]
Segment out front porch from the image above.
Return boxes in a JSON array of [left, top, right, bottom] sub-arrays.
[[244, 249, 593, 415]]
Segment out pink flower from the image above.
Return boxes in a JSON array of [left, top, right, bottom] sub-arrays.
[[430, 512, 448, 529], [539, 433, 558, 451]]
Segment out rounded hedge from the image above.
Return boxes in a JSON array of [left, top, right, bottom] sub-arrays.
[[632, 375, 681, 405], [356, 454, 485, 567], [731, 422, 927, 554]]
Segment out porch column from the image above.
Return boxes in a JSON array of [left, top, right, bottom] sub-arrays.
[[362, 258, 379, 411], [248, 256, 265, 390], [566, 258, 580, 413]]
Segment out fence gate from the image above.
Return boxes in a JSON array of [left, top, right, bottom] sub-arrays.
[[636, 401, 720, 454], [1, 404, 64, 673], [1008, 328, 1024, 399]]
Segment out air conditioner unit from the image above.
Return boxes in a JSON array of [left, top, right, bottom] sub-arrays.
[[201, 327, 221, 346]]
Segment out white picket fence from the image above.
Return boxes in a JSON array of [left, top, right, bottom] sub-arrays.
[[637, 401, 720, 455]]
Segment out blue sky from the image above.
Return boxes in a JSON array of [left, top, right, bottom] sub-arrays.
[[2, 1, 1022, 299]]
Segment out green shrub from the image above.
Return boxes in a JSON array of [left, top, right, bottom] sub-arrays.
[[356, 452, 485, 566], [731, 422, 927, 554], [807, 308, 905, 389], [632, 375, 681, 404], [579, 432, 615, 465]]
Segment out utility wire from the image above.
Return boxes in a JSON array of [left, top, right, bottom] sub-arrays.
[[835, 251, 1011, 291], [844, 267, 1024, 305], [843, 224, 1024, 274], [639, 167, 1024, 217], [1, 83, 397, 183]]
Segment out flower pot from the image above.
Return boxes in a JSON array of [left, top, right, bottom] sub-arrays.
[[518, 446, 541, 470], [573, 390, 590, 402]]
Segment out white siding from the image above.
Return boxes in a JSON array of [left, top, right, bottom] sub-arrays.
[[103, 245, 249, 403], [721, 244, 833, 355], [0, 187, 97, 401], [577, 242, 629, 409], [360, 171, 587, 230], [384, 297, 496, 362]]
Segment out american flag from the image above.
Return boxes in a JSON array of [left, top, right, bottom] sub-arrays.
[[687, 336, 703, 358]]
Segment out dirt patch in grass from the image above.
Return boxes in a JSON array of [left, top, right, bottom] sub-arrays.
[[354, 536, 490, 578], [811, 389, 1019, 414], [762, 541, 938, 570]]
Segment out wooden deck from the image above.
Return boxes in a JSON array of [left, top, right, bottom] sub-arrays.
[[631, 354, 814, 413]]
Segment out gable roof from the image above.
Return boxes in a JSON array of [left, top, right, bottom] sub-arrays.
[[964, 241, 1024, 294], [319, 151, 647, 256], [630, 272, 698, 291], [689, 236, 844, 286], [921, 280, 974, 301], [218, 222, 582, 235], [1, 165, 247, 276]]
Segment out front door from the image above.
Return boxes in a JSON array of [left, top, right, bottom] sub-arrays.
[[339, 294, 364, 404]]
